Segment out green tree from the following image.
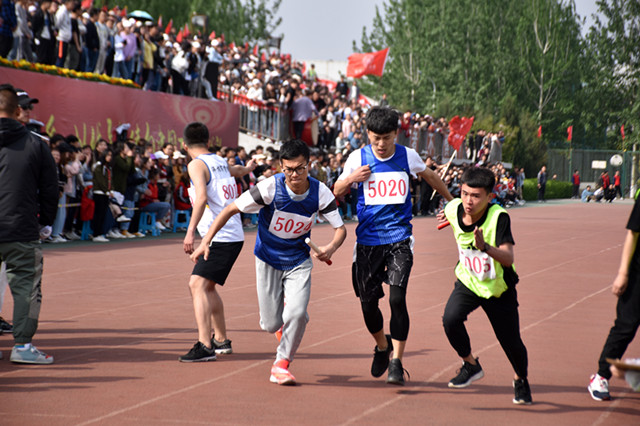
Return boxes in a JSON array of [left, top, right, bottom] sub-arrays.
[[583, 0, 640, 150], [355, 0, 588, 173], [99, 0, 282, 44]]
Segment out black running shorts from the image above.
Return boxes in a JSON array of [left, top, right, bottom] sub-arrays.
[[192, 241, 244, 285], [352, 237, 413, 302]]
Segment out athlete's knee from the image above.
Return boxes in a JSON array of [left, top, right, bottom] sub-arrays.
[[388, 286, 407, 314], [260, 317, 283, 333], [188, 275, 215, 293], [442, 307, 465, 332]]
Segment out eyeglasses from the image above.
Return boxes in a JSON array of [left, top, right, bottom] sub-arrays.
[[20, 104, 33, 111], [282, 164, 308, 176]]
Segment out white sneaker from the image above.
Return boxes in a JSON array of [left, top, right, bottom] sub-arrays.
[[92, 235, 109, 242], [155, 221, 167, 231], [120, 230, 136, 239], [108, 229, 125, 239], [50, 235, 68, 243], [64, 231, 81, 241], [588, 374, 611, 401], [133, 232, 146, 238], [116, 215, 131, 223]]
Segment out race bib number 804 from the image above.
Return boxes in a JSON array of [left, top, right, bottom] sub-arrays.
[[268, 210, 314, 239], [364, 171, 409, 205]]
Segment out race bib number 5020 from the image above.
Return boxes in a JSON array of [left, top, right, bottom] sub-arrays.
[[364, 171, 409, 205]]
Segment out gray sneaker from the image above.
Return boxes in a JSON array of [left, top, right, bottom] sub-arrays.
[[212, 337, 233, 354], [10, 344, 54, 364]]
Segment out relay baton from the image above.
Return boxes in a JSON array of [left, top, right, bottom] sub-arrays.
[[305, 238, 332, 265], [437, 220, 450, 230]]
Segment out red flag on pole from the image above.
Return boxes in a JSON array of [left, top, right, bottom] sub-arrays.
[[176, 29, 183, 43], [229, 42, 235, 50], [447, 116, 475, 151], [260, 52, 266, 62], [183, 24, 190, 38], [567, 125, 573, 142], [81, 0, 94, 8], [621, 124, 626, 140], [157, 15, 163, 29], [252, 44, 259, 56], [537, 125, 542, 138], [346, 47, 390, 78], [244, 41, 249, 51], [164, 19, 173, 35], [208, 30, 216, 40]]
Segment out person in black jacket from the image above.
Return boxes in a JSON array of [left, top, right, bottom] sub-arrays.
[[31, 0, 57, 65], [0, 84, 58, 364]]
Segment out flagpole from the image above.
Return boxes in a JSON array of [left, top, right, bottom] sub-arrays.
[[430, 150, 457, 200]]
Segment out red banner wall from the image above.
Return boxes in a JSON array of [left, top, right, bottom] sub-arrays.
[[0, 67, 239, 149]]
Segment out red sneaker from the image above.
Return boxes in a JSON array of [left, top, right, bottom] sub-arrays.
[[270, 359, 296, 385], [275, 326, 283, 342]]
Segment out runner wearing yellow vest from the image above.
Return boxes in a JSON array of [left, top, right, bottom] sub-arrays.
[[440, 167, 532, 405]]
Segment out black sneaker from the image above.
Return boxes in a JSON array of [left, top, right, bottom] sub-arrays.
[[448, 358, 484, 388], [371, 334, 393, 378], [513, 378, 533, 405], [0, 316, 12, 334], [212, 338, 233, 354], [387, 358, 409, 386], [178, 342, 217, 363]]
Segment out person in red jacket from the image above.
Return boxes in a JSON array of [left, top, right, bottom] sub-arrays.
[[140, 168, 171, 231], [572, 170, 580, 199], [614, 170, 623, 199], [174, 173, 192, 211]]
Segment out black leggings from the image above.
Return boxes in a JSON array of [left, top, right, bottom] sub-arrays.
[[443, 281, 528, 378], [361, 286, 410, 341], [597, 275, 640, 379], [92, 194, 109, 237]]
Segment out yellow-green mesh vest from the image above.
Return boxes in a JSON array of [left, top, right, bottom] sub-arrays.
[[444, 198, 512, 298]]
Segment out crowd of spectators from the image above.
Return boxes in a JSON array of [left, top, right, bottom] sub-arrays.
[[3, 1, 532, 244]]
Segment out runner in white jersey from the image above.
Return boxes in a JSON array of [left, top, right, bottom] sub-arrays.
[[191, 139, 346, 385], [334, 107, 453, 385], [179, 122, 256, 363]]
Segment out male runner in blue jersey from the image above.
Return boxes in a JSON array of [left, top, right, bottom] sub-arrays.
[[191, 139, 346, 385], [334, 107, 453, 385]]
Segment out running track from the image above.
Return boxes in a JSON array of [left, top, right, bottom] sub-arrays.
[[1, 200, 638, 425]]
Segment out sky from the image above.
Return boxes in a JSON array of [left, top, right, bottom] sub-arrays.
[[275, 0, 602, 62]]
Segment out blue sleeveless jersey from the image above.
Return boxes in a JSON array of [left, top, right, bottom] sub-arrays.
[[255, 173, 320, 270], [355, 144, 413, 246]]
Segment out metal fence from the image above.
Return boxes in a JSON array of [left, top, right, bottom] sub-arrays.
[[217, 86, 290, 142], [548, 149, 639, 197]]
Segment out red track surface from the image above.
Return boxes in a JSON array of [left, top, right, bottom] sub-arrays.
[[1, 200, 639, 425]]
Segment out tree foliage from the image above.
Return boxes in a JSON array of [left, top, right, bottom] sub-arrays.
[[355, 0, 638, 171], [99, 0, 282, 44]]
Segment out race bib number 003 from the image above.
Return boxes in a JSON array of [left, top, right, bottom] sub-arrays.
[[458, 247, 496, 281], [364, 171, 409, 205], [268, 210, 314, 239]]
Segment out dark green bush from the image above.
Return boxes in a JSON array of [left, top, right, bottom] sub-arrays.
[[522, 178, 572, 201]]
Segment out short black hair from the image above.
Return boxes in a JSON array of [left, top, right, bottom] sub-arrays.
[[365, 106, 399, 135], [184, 122, 209, 147], [0, 83, 18, 115], [460, 167, 496, 194], [279, 139, 309, 162]]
